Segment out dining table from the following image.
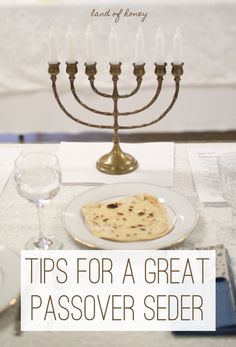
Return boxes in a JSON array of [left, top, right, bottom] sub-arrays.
[[0, 142, 235, 346]]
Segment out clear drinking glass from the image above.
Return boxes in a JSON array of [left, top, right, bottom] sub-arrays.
[[14, 152, 62, 250], [218, 152, 236, 230]]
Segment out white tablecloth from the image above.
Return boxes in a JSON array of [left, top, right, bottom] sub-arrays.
[[0, 0, 236, 133], [0, 142, 236, 346]]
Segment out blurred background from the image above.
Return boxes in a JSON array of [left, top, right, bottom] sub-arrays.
[[0, 0, 236, 143]]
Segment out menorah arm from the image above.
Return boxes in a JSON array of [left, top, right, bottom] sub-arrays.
[[86, 63, 143, 102], [65, 62, 113, 116], [89, 78, 142, 99], [118, 63, 167, 116], [118, 79, 142, 99], [119, 74, 181, 130], [118, 63, 144, 99], [89, 80, 112, 98], [84, 63, 112, 98], [118, 77, 163, 116], [70, 79, 113, 116], [48, 65, 113, 129], [86, 63, 142, 99]]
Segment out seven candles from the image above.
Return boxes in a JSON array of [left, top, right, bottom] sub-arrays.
[[48, 25, 183, 65]]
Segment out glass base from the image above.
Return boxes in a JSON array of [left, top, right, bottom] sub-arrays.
[[26, 236, 63, 250], [96, 144, 138, 175]]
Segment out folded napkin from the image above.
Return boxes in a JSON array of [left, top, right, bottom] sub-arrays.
[[57, 142, 174, 186], [174, 245, 236, 335], [174, 278, 236, 335]]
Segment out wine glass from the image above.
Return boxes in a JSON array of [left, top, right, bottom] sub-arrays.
[[218, 152, 236, 231], [14, 152, 62, 250]]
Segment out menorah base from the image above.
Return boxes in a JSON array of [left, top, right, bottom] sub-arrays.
[[96, 145, 138, 175]]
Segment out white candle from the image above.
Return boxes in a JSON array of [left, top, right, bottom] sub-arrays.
[[85, 24, 95, 65], [109, 27, 119, 64], [173, 27, 183, 64], [66, 25, 76, 63], [155, 27, 165, 65], [135, 26, 145, 65], [48, 25, 58, 64]]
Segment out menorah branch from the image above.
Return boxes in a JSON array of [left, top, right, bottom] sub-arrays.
[[119, 79, 180, 129], [89, 80, 112, 98], [48, 63, 114, 129], [85, 63, 113, 98], [118, 63, 145, 99], [118, 63, 183, 129], [48, 61, 184, 175], [118, 63, 165, 116], [66, 63, 113, 116]]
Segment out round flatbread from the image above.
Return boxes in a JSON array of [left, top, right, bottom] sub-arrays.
[[81, 193, 172, 242]]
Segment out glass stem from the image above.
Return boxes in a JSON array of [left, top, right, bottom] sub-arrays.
[[37, 203, 47, 243], [34, 202, 53, 249]]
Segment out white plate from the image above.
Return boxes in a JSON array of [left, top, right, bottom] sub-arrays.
[[0, 246, 20, 314], [62, 183, 198, 250]]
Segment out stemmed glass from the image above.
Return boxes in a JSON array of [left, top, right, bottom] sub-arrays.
[[218, 152, 236, 231], [14, 152, 62, 250]]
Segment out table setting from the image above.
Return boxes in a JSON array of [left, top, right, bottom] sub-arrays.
[[0, 1, 236, 345], [0, 141, 236, 346]]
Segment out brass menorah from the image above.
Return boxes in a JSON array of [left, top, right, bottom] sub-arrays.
[[48, 61, 183, 174]]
